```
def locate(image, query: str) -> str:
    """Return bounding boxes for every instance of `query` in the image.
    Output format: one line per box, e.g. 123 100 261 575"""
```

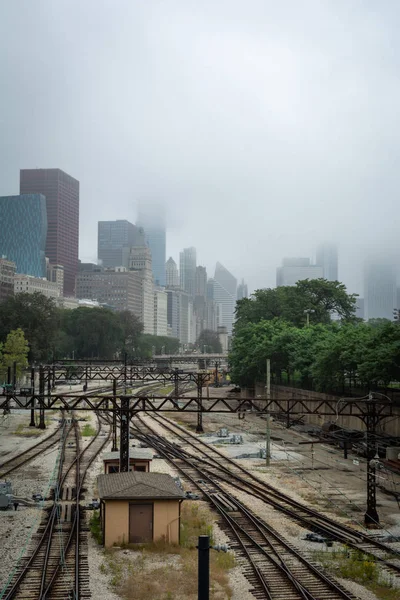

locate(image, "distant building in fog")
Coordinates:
355 297 364 320
237 279 248 300
276 258 323 287
137 202 166 286
98 220 145 268
179 247 197 297
166 257 179 287
364 263 396 321
316 243 338 281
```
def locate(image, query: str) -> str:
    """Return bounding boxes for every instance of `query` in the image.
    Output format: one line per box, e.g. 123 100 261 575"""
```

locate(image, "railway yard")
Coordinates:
1 382 400 600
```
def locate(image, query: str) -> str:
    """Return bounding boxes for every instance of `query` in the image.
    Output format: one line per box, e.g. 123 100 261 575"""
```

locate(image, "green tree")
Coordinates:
135 335 180 358
63 307 123 359
235 279 357 330
196 330 223 353
0 293 58 361
1 328 29 379
117 311 143 358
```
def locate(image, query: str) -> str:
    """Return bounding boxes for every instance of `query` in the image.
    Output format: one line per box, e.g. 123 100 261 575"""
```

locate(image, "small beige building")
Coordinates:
103 448 153 474
97 472 185 547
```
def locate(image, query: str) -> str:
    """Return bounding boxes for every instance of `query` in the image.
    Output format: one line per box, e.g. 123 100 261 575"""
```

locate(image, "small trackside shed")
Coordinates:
102 448 153 473
97 471 185 547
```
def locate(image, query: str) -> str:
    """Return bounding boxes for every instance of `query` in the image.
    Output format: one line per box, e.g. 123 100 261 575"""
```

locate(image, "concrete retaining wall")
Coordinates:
242 383 400 437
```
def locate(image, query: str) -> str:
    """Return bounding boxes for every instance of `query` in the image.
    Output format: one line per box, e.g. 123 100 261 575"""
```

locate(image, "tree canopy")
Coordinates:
235 279 358 330
0 292 174 362
230 280 398 393
196 329 223 353
0 328 29 379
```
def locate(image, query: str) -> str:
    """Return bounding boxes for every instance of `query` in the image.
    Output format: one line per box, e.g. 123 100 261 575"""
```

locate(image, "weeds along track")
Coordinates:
133 413 400 580
1 413 111 600
148 413 400 564
133 414 357 600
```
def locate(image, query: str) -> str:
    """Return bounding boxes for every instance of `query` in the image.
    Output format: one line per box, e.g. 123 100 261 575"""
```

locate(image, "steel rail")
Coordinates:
133 415 356 600
146 412 400 568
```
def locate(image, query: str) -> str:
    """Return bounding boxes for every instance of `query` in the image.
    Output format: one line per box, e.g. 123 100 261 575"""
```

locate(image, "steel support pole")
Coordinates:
174 368 179 399
214 362 219 387
29 367 35 426
265 359 271 465
196 376 204 433
198 535 210 600
38 367 46 429
365 400 379 526
119 397 130 472
112 379 118 452
13 361 17 392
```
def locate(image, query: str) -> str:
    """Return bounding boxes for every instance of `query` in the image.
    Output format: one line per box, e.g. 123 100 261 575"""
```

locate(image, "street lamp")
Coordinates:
304 309 315 327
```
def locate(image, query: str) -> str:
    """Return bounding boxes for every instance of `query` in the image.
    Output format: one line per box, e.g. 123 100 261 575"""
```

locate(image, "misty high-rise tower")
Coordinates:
20 168 79 296
316 243 338 282
137 201 166 286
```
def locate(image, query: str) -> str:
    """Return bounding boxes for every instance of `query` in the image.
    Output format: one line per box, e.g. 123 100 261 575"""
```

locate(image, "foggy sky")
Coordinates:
1 1 399 295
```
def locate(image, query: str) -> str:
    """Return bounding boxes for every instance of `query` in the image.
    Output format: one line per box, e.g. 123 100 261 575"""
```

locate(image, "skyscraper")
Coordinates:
211 262 237 335
179 247 197 297
137 202 166 286
364 263 396 321
316 243 338 281
128 246 155 334
276 258 323 287
20 168 79 296
195 266 207 297
166 257 179 287
98 220 145 268
0 194 47 278
237 279 248 300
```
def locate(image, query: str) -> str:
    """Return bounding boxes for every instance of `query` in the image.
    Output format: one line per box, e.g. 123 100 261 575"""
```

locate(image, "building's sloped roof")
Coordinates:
102 448 153 461
97 472 185 500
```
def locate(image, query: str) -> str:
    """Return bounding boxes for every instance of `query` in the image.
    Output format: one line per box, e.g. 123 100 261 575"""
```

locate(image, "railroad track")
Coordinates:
0 428 62 479
1 413 111 600
133 412 400 577
132 414 357 600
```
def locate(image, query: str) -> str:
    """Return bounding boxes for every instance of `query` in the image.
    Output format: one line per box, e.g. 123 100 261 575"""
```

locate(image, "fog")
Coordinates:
1 1 399 294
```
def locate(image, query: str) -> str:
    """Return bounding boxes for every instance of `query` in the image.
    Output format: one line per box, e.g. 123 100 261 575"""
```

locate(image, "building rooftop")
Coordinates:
103 448 153 461
97 472 185 500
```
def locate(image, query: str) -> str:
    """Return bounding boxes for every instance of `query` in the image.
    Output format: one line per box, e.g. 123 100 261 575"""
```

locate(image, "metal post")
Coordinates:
196 375 204 433
119 396 130 472
266 414 271 467
12 361 17 392
38 366 46 429
124 352 127 394
112 379 118 452
343 439 348 460
198 535 210 600
174 368 179 399
29 367 35 426
214 362 219 387
365 398 379 526
7 366 11 389
266 359 271 465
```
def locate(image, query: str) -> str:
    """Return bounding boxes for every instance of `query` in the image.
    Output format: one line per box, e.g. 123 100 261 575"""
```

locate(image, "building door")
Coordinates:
129 503 153 543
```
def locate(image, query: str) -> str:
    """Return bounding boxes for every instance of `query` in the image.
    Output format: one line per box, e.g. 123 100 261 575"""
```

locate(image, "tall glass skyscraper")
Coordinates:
316 243 338 281
179 247 197 297
20 168 79 296
137 202 166 286
98 220 145 268
0 194 47 277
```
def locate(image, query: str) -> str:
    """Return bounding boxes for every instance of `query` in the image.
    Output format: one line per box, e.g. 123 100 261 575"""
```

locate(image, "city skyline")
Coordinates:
2 3 399 297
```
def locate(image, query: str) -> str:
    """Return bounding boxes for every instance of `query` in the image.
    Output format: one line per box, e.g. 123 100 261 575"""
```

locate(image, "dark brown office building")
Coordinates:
20 169 79 296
